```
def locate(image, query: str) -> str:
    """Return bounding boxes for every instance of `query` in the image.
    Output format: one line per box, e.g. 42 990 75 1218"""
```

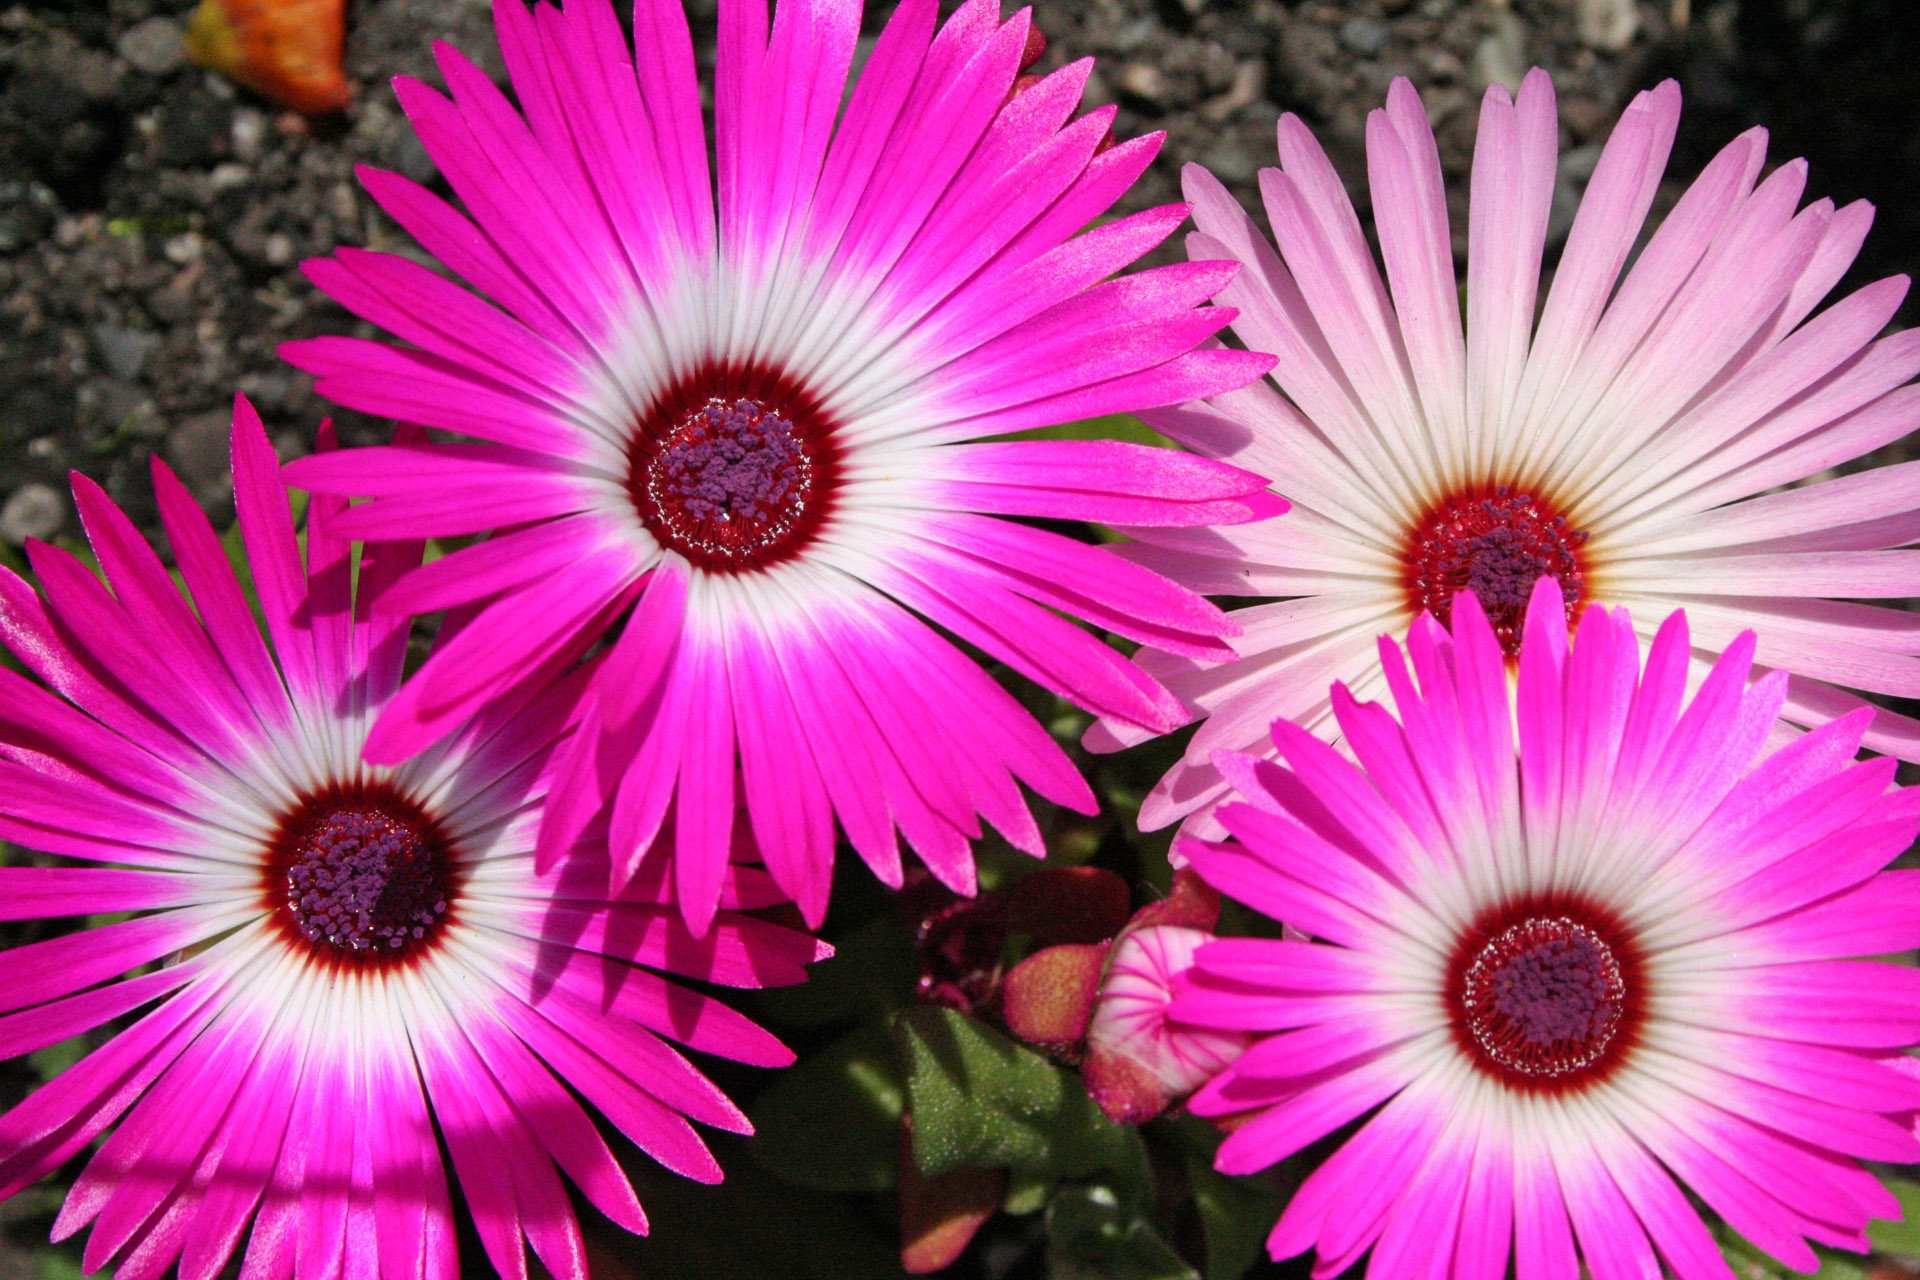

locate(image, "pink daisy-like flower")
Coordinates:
0 398 828 1280
1173 578 1920 1277
1104 69 1920 832
278 0 1281 931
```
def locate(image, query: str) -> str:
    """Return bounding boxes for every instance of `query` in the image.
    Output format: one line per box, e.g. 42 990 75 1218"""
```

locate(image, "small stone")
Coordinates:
1199 60 1264 123
117 17 188 77
1115 61 1171 105
1471 10 1528 95
164 231 203 264
1078 67 1114 110
385 128 437 186
1578 0 1639 51
1338 16 1389 56
1198 135 1262 186
1559 143 1603 185
56 41 120 102
90 324 161 380
1559 94 1610 140
209 161 250 191
77 379 161 439
237 369 294 412
166 408 234 496
153 85 231 167
1421 47 1465 81
264 231 295 266
1 483 66 544
229 107 268 161
0 180 57 255
324 181 358 223
1111 17 1159 53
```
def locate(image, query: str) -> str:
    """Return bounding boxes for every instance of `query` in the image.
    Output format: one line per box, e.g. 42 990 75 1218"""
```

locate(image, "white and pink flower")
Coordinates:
1175 580 1920 1276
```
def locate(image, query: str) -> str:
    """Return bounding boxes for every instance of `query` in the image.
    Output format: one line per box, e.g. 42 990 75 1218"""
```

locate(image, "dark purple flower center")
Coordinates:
1403 485 1589 656
267 785 455 964
1459 916 1625 1083
626 365 838 572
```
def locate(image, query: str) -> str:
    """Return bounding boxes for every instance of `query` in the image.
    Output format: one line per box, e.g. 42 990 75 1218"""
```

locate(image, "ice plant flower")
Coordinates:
1173 579 1920 1277
0 398 829 1280
1103 68 1920 832
278 0 1280 931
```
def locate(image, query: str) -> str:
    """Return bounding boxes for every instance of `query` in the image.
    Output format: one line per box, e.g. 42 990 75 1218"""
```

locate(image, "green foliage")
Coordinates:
624 1140 908 1280
35 1249 86 1280
28 1034 87 1083
749 908 916 1032
1712 1216 1875 1278
218 489 306 631
1172 1117 1285 1280
750 1025 905 1194
1008 413 1172 449
893 1006 1151 1198
1047 1184 1198 1280
1870 1176 1920 1257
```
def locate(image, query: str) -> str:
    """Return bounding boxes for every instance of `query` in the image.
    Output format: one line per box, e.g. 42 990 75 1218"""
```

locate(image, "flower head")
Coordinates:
1174 580 1920 1277
0 398 828 1280
1105 69 1920 832
279 0 1281 931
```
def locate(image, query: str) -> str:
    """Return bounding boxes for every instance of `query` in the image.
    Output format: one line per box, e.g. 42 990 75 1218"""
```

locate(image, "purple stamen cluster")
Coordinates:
1462 917 1625 1081
644 397 815 565
662 400 804 522
283 807 448 957
1404 485 1589 655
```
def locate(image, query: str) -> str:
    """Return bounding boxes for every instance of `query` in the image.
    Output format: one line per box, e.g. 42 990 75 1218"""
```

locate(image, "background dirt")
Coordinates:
3 0 1918 554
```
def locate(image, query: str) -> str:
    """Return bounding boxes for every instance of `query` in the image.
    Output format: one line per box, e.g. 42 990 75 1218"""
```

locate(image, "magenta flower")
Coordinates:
278 0 1280 931
1103 69 1920 833
1173 579 1920 1277
0 399 828 1280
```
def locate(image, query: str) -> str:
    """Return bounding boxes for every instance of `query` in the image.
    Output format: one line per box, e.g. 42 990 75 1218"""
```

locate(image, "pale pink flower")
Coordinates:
1102 70 1920 833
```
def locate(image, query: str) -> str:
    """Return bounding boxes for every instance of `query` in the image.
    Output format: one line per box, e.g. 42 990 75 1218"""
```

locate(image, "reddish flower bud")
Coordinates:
1083 925 1249 1125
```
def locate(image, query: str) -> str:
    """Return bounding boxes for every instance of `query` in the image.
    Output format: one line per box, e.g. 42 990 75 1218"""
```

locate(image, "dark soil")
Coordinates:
4 0 1918 555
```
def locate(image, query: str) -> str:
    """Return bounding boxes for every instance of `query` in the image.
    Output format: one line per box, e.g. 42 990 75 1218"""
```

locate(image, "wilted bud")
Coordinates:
1082 924 1250 1126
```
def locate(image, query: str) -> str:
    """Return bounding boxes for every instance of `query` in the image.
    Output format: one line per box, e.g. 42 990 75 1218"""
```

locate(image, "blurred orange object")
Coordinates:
185 0 350 115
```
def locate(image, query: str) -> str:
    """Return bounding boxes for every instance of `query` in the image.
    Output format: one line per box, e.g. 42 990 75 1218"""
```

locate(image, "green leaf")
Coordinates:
751 1024 904 1193
1047 1184 1199 1280
893 1006 1152 1201
36 1250 87 1280
1004 1167 1053 1215
751 912 916 1030
1712 1215 1872 1278
219 495 305 632
29 1034 87 1082
624 1137 908 1280
1006 412 1172 448
1172 1118 1284 1280
1871 1176 1920 1257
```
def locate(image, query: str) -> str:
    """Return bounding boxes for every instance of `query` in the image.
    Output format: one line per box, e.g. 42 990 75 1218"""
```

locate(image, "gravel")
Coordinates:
4 0 1917 556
